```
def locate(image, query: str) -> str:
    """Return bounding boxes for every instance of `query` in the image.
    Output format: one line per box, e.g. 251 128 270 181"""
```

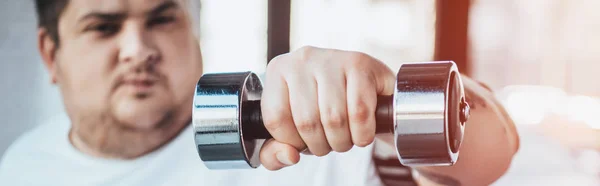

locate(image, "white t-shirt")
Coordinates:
0 113 384 186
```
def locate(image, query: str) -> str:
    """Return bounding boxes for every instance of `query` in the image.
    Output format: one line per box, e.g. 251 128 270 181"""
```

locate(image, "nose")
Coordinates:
118 25 160 66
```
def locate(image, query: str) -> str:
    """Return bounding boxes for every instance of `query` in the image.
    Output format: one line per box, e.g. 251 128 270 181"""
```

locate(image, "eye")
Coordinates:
148 16 175 27
86 23 120 37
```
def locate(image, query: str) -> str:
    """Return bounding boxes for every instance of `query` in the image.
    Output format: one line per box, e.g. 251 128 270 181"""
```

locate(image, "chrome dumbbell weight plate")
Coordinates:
393 61 469 166
192 72 265 169
193 61 469 169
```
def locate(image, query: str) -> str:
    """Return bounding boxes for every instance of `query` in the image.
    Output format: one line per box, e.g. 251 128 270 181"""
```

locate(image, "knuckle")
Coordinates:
295 119 319 133
349 102 372 125
351 51 369 60
298 45 316 54
262 112 287 132
296 45 317 62
322 110 347 130
331 142 353 153
263 120 283 133
312 149 331 157
266 56 284 72
354 134 375 147
267 53 297 75
347 52 370 68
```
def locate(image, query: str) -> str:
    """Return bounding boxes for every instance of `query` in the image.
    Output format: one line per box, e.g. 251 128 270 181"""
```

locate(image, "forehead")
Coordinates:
65 0 187 17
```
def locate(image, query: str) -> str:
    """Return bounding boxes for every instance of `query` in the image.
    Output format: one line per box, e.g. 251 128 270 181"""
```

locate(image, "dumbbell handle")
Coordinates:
241 95 395 140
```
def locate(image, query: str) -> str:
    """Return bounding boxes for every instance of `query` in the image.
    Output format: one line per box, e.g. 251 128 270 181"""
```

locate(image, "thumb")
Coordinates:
259 139 300 171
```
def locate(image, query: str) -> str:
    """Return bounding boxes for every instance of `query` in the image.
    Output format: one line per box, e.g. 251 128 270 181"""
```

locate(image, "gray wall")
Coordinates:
0 0 65 157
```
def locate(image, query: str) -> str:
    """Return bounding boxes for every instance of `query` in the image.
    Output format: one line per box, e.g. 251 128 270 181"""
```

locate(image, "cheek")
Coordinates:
58 42 116 107
156 32 202 102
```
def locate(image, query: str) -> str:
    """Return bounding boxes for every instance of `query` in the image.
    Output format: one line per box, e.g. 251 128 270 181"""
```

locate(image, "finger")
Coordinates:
286 70 331 156
372 59 397 96
315 67 353 152
345 68 378 147
262 58 305 150
259 139 300 171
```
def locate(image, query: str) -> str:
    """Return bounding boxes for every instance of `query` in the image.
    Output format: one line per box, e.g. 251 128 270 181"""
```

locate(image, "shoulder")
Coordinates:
2 113 71 157
460 74 520 152
0 114 71 184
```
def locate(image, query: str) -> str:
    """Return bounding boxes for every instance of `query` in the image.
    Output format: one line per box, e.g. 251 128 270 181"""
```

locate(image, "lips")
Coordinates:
125 79 156 87
112 67 162 94
116 73 161 93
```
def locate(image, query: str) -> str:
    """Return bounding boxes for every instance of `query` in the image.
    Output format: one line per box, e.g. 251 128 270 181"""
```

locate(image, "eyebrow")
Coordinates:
147 1 178 17
77 1 179 23
77 12 126 23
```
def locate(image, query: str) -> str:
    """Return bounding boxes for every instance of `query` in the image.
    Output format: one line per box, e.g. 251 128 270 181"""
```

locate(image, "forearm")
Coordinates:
374 75 520 186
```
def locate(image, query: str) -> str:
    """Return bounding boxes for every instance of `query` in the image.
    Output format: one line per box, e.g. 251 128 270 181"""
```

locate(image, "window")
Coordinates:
199 0 268 74
471 0 600 128
471 0 600 96
290 0 436 71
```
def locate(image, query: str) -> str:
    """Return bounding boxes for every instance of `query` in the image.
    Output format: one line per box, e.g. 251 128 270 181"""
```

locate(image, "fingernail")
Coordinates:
276 151 294 166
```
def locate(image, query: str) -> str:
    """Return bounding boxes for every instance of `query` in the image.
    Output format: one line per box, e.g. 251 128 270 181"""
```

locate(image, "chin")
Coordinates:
113 95 173 130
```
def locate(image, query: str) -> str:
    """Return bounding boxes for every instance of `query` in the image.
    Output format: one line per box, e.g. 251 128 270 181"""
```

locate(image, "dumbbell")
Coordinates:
192 61 470 170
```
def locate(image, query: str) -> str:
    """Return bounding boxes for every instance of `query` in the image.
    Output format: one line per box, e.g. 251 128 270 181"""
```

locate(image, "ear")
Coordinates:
38 28 59 84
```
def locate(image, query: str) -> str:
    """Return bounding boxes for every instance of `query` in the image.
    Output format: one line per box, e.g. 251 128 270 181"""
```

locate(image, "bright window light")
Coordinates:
565 95 600 129
497 85 567 126
199 0 268 74
290 0 436 71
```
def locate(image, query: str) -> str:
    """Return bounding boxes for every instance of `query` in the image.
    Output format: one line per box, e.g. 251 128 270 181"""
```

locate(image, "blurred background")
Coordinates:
1 0 600 185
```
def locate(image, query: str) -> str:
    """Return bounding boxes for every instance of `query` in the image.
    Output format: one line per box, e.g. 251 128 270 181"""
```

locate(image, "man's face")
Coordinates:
48 0 202 158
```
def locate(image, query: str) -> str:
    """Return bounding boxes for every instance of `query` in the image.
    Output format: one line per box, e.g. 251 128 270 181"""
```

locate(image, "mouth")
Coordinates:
127 79 155 88
118 77 159 95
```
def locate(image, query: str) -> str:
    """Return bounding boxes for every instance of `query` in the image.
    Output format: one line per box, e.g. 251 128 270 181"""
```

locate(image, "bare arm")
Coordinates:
373 75 520 186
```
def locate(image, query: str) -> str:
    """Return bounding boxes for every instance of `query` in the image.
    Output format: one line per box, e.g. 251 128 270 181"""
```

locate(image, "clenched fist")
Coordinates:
258 46 397 170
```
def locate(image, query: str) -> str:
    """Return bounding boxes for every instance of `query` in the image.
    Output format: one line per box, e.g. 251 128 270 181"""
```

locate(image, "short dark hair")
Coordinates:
34 0 69 47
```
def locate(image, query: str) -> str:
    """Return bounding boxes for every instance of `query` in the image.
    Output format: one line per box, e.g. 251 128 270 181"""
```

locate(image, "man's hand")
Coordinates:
258 46 396 170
